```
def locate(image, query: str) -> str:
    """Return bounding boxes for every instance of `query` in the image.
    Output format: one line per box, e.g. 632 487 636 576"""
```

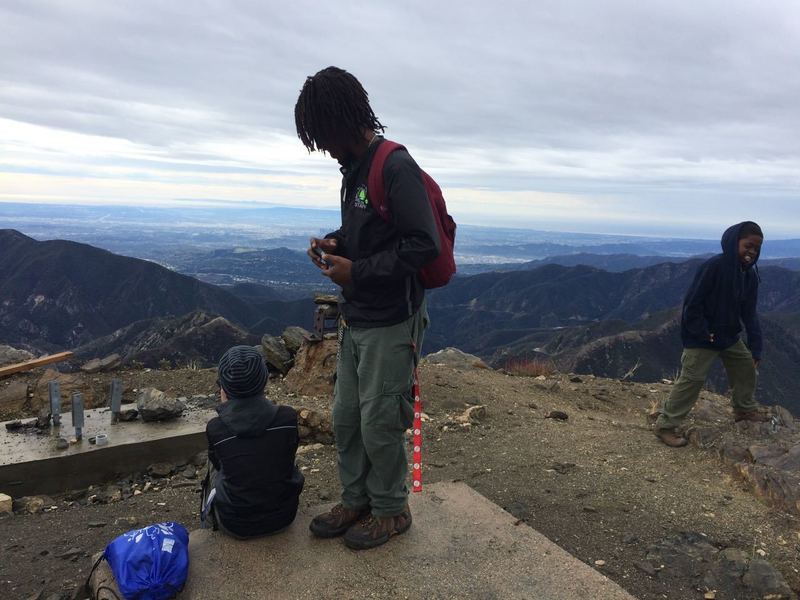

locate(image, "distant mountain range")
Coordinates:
458 253 800 275
0 230 312 352
457 238 800 263
2 228 797 412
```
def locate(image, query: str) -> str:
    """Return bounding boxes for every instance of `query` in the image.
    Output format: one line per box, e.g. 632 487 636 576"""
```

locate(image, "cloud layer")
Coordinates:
1 0 799 236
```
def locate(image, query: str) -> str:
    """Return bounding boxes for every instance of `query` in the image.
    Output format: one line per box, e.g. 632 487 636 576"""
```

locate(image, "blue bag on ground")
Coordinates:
104 522 190 599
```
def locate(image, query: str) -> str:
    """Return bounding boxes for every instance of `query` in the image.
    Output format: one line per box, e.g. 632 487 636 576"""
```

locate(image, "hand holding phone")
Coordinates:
308 237 336 268
312 245 329 266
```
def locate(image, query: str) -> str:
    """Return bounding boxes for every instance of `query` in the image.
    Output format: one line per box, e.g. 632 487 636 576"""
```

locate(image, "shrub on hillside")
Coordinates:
504 358 556 377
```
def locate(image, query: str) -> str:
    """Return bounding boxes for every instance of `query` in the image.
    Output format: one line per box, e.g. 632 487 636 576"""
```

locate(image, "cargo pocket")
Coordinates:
680 349 707 382
380 379 415 431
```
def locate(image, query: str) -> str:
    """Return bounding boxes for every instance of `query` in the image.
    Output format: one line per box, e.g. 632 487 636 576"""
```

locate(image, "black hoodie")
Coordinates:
680 222 762 359
206 395 304 537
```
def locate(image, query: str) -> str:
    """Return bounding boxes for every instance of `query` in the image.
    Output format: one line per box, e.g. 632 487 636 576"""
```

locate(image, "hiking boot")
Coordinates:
656 428 688 448
309 503 370 538
734 409 770 423
343 507 412 550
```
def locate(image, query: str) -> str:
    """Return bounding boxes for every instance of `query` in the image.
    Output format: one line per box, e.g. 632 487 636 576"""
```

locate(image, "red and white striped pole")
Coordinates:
411 368 423 493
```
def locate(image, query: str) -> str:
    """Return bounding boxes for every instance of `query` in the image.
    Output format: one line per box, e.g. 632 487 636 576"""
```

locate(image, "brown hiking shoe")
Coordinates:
343 507 412 550
656 428 688 448
734 409 770 423
309 503 370 538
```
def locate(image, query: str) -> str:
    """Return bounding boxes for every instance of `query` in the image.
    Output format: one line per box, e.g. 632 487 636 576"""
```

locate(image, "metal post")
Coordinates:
110 379 122 424
49 381 61 426
71 392 85 441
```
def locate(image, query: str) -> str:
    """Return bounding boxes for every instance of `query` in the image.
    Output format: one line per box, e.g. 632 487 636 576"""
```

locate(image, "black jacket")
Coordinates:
680 222 762 359
326 137 440 327
206 395 304 537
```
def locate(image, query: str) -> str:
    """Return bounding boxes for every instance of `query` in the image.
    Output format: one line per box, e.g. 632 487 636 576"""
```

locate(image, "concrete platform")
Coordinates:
90 482 637 600
0 404 215 495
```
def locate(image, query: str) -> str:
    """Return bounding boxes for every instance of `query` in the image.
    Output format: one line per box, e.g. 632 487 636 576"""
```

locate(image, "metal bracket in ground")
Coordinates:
49 380 62 426
109 379 122 424
71 392 85 441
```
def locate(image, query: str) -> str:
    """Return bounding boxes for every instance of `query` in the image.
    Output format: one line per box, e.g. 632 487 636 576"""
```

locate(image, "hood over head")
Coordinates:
720 221 762 270
217 393 278 437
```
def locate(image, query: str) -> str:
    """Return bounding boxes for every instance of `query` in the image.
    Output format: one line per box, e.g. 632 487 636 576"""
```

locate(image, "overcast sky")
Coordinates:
1 0 798 237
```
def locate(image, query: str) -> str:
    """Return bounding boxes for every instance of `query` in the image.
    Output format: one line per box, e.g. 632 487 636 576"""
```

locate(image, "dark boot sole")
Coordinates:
655 432 688 447
309 520 354 538
343 518 412 550
309 507 371 538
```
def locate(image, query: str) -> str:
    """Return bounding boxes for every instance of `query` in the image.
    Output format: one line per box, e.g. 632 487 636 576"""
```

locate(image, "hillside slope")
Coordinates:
0 230 264 349
2 362 798 600
426 261 800 408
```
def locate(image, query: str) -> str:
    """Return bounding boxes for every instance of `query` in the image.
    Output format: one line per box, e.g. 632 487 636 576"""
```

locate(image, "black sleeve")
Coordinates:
683 260 717 340
324 228 346 249
351 150 441 285
205 424 221 471
741 277 763 359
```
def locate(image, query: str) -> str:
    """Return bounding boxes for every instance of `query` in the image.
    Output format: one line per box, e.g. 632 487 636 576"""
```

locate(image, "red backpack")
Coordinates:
367 140 457 289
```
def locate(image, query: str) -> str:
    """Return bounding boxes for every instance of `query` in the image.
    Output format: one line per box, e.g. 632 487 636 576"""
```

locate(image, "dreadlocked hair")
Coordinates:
294 66 385 152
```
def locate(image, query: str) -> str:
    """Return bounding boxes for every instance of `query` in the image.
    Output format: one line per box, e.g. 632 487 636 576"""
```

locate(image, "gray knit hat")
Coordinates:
217 346 268 399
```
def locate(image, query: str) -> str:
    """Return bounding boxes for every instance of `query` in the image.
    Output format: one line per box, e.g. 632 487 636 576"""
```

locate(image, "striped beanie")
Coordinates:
217 345 268 399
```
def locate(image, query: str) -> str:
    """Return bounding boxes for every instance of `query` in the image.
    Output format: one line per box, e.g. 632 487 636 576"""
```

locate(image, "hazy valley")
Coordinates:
1 204 799 413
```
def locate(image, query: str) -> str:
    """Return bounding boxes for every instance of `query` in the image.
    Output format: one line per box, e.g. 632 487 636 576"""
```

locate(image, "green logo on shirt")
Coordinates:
354 185 369 209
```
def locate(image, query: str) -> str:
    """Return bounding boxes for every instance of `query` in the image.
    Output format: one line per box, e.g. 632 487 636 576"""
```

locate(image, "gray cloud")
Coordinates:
1 0 798 235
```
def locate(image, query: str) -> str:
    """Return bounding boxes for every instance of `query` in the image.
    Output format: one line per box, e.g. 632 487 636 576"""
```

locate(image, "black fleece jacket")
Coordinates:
326 137 440 327
206 395 304 537
680 222 763 359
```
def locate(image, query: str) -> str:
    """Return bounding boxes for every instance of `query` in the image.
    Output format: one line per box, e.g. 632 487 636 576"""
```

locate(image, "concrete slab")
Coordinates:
90 482 637 600
0 404 215 495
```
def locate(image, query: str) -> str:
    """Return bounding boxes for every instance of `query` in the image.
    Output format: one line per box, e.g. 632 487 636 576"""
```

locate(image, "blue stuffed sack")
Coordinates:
103 522 190 600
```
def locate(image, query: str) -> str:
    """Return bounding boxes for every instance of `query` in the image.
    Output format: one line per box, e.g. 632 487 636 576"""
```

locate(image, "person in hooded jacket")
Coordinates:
655 221 769 447
202 345 304 537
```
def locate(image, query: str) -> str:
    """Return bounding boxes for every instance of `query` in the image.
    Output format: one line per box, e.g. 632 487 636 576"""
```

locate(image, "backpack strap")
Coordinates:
86 553 124 600
367 139 406 223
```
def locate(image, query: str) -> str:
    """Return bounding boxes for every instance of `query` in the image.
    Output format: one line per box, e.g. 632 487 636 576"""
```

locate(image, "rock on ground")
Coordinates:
12 495 56 515
33 369 92 412
0 380 29 416
424 347 489 370
297 408 333 444
645 532 795 600
0 345 34 367
283 339 337 397
281 326 312 355
136 388 184 422
686 404 800 517
80 354 121 374
261 334 292 375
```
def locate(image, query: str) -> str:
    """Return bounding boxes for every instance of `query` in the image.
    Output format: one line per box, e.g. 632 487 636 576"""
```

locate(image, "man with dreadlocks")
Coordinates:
295 66 440 550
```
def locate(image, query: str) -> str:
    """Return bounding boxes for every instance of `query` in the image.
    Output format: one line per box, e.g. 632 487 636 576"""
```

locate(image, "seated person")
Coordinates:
201 345 304 538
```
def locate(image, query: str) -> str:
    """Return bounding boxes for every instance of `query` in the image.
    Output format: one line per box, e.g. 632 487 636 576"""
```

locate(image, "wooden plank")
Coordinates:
0 352 74 378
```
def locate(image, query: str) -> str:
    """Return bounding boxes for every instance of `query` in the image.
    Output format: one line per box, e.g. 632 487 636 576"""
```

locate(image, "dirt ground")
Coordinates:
1 363 799 600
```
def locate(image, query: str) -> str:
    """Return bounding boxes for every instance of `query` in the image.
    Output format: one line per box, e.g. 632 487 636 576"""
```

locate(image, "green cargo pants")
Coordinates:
655 339 759 430
333 304 428 517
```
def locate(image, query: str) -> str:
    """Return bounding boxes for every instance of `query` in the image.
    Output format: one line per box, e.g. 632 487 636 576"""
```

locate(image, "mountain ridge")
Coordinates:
0 229 259 348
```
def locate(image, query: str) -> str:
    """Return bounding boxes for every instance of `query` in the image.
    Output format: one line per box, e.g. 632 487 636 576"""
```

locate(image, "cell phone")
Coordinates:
312 246 329 266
